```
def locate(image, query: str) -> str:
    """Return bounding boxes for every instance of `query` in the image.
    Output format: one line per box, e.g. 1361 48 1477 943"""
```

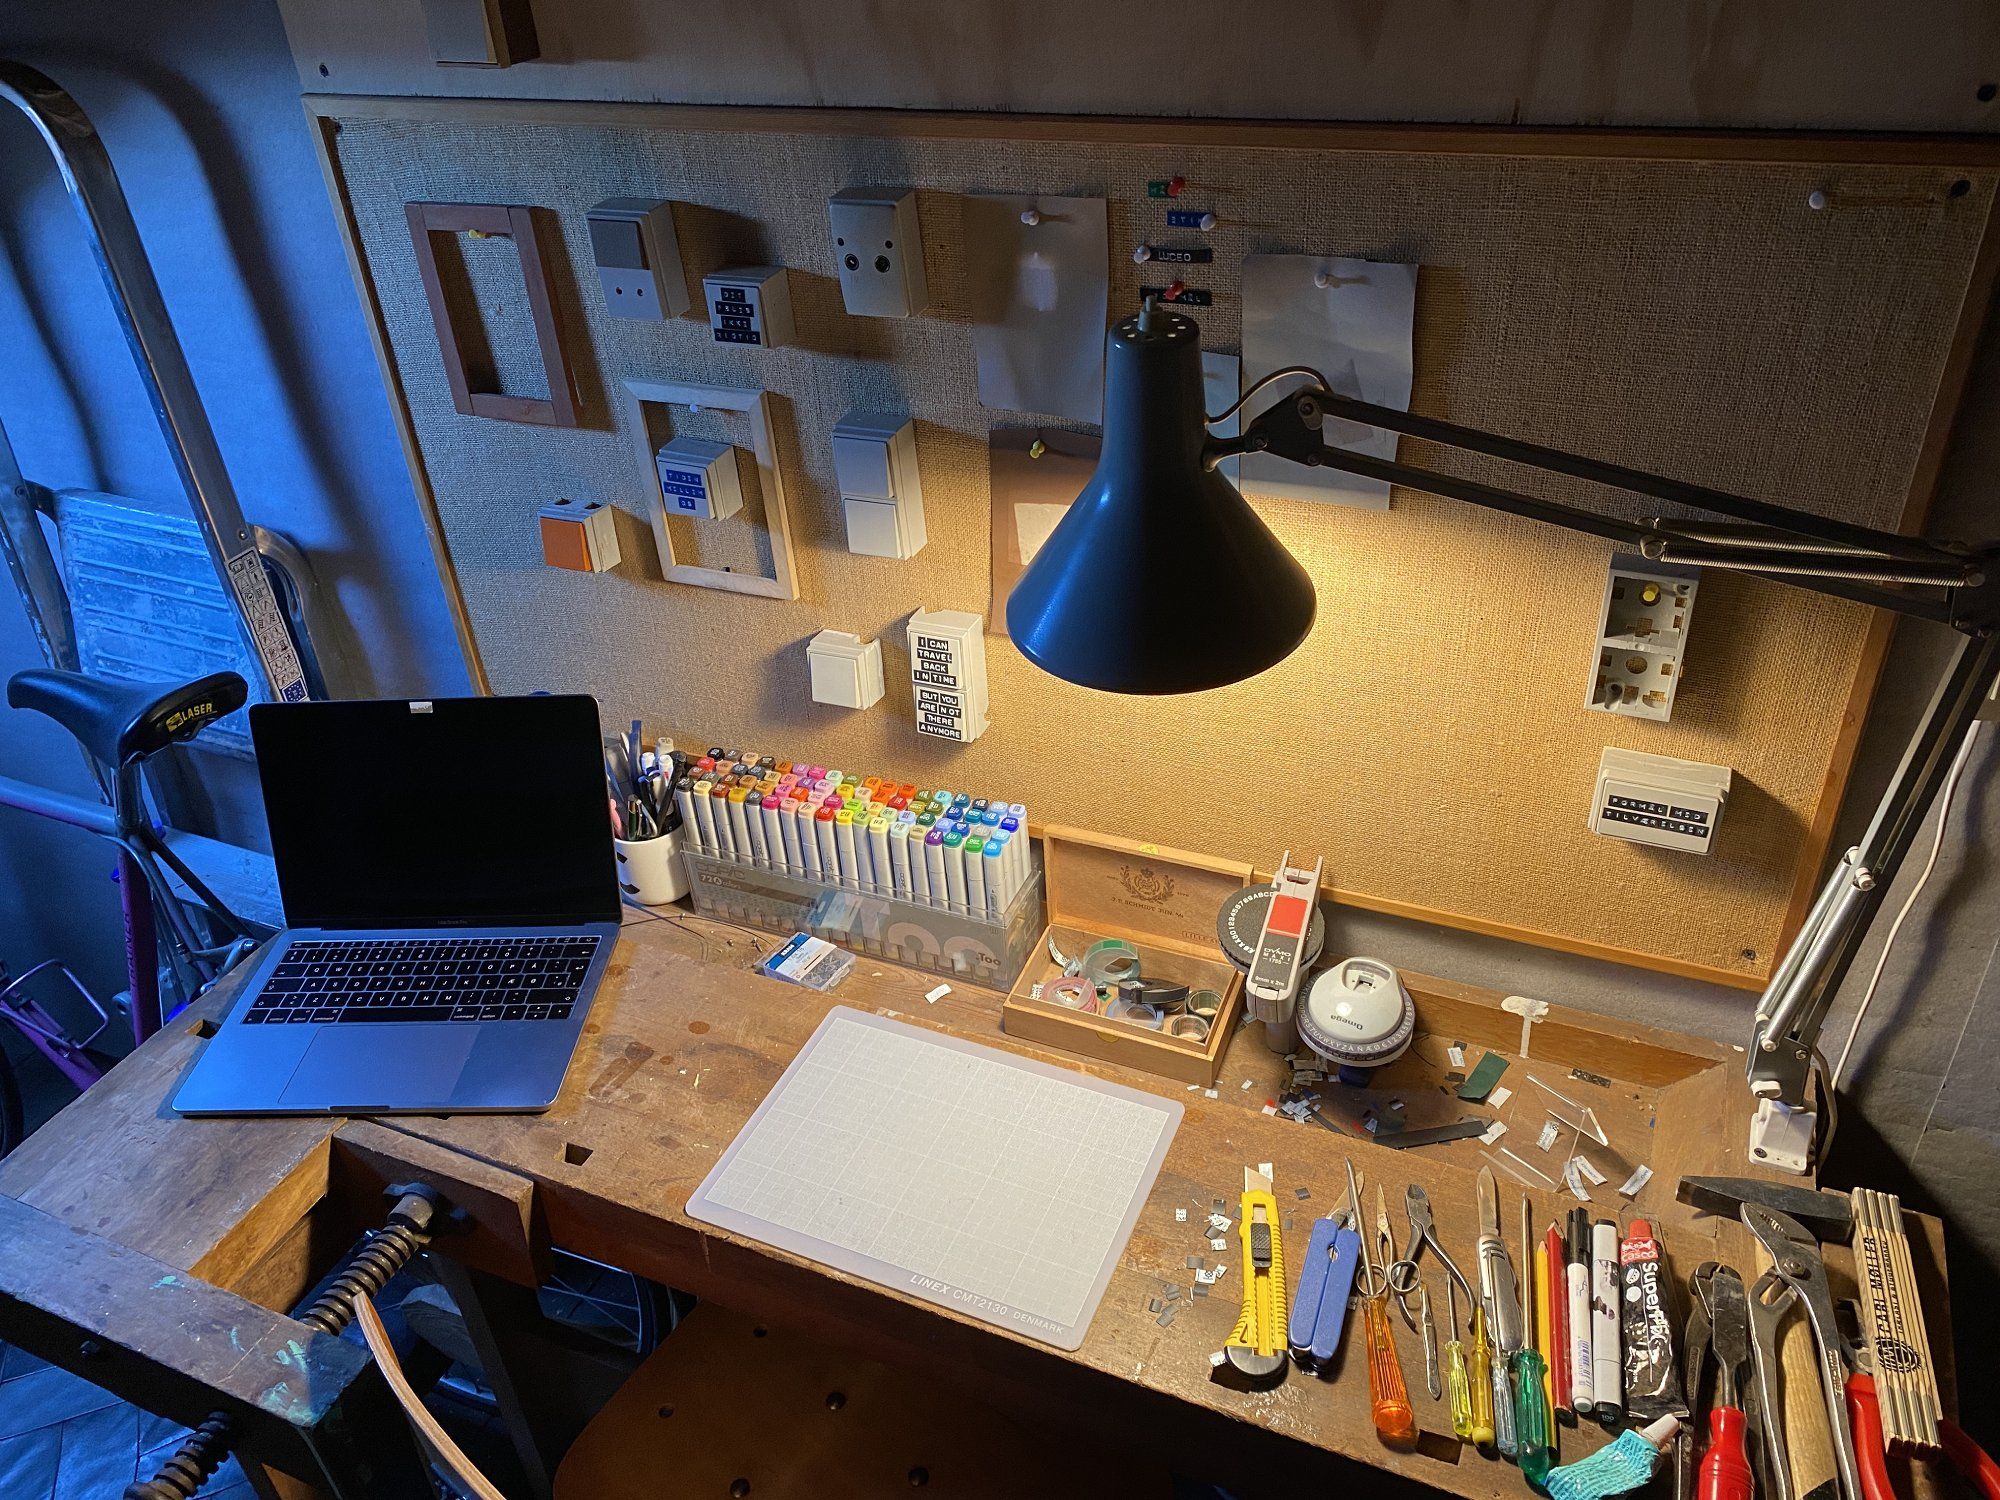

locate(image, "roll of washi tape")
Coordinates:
1080 939 1142 987
1166 1013 1210 1044
1187 988 1222 1020
1129 978 1190 1014
1046 975 1099 1013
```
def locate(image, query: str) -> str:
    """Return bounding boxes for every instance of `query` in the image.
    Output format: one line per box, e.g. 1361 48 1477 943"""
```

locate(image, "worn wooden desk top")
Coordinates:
0 907 1956 1497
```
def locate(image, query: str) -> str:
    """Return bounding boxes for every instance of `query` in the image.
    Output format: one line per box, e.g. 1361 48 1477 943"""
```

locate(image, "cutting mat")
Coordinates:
687 1007 1181 1350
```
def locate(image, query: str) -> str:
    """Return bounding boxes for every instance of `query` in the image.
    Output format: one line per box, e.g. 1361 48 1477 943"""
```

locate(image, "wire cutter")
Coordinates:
1388 1183 1475 1332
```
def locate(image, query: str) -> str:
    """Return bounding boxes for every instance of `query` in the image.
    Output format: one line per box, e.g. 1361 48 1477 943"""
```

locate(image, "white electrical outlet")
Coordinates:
585 199 690 320
828 188 927 318
1587 558 1699 721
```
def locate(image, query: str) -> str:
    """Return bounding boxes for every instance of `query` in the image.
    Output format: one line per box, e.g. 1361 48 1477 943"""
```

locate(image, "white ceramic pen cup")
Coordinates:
614 827 689 906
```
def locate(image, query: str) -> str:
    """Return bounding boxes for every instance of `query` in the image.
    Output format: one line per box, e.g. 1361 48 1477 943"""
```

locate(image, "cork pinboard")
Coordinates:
309 95 2000 989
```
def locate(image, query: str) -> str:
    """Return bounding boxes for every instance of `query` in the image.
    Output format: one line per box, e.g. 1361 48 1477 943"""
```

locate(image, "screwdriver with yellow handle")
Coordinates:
1444 1273 1477 1442
1466 1301 1497 1446
1353 1162 1417 1448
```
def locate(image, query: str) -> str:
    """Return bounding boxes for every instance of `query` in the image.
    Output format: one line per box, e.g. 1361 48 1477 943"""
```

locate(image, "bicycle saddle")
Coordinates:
7 669 249 767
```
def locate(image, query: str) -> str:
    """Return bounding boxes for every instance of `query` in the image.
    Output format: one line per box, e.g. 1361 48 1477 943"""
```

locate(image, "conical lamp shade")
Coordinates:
1005 309 1316 694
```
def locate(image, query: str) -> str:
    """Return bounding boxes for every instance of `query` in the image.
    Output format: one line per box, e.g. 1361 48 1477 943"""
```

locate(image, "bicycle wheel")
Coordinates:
0 1043 25 1159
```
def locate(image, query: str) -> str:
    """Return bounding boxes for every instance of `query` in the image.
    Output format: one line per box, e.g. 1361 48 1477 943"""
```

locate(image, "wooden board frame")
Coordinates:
622 377 799 600
313 97 2000 989
405 200 580 427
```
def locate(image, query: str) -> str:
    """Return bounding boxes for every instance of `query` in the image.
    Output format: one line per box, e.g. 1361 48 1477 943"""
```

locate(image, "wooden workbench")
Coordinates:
0 906 1957 1498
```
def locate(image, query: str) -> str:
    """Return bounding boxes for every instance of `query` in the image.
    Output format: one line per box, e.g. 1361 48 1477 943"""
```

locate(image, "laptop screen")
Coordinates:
250 695 620 929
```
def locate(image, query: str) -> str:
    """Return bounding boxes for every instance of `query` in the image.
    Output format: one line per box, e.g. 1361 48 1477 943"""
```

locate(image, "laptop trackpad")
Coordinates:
279 1026 479 1112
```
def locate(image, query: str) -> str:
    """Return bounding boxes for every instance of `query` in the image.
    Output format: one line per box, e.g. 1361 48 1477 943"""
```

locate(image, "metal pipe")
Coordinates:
0 773 118 836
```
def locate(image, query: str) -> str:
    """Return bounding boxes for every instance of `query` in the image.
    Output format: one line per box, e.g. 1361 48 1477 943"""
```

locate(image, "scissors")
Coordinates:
1387 1183 1475 1334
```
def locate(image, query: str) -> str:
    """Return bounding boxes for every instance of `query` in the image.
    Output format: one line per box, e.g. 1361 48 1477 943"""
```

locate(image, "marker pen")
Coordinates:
726 787 753 862
867 812 893 894
776 792 803 873
942 830 968 910
1567 1208 1594 1416
986 830 1015 908
708 783 735 858
758 755 776 772
1590 1219 1623 1424
684 778 710 853
834 807 860 888
982 839 1007 917
814 804 839 880
796 802 822 881
759 793 786 872
908 821 933 903
706 746 727 760
963 834 987 916
743 790 768 866
970 798 988 817
924 828 947 906
888 819 914 898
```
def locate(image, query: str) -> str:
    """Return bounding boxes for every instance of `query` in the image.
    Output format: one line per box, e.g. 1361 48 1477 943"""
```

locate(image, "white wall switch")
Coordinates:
807 630 886 710
585 198 690 320
907 608 988 742
828 187 928 318
832 411 925 559
703 266 795 348
1589 746 1730 855
537 497 621 573
1588 559 1699 721
654 437 744 521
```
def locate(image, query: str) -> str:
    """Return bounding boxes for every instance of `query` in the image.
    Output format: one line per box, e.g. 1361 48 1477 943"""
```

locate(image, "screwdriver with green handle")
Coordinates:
1514 1194 1554 1486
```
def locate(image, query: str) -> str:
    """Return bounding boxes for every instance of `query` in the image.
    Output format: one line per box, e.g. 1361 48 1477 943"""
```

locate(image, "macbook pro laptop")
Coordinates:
174 694 622 1116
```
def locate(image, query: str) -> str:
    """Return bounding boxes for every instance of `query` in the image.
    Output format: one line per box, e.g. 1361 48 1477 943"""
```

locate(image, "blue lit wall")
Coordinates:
0 0 469 1004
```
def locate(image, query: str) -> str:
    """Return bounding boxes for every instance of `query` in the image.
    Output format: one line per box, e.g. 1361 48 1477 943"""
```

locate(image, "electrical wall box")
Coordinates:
702 267 795 348
907 608 989 743
654 438 744 521
832 412 926 559
1588 559 1700 722
1589 747 1731 855
538 497 621 573
418 0 538 66
828 188 928 318
585 199 689 321
807 630 887 710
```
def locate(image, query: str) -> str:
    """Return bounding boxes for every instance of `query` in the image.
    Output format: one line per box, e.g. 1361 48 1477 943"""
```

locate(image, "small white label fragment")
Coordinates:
1619 1164 1654 1198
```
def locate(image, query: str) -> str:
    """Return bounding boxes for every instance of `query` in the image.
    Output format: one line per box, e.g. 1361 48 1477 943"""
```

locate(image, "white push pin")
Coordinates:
1808 189 1830 211
1020 207 1042 226
1194 211 1217 231
1132 244 1152 263
1313 267 1334 288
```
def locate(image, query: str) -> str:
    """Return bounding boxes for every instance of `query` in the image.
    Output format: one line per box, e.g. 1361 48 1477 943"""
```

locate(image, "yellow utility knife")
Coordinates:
1225 1166 1288 1384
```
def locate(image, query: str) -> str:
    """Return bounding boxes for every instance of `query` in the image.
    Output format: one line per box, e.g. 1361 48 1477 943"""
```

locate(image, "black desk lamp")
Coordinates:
1006 301 2000 1173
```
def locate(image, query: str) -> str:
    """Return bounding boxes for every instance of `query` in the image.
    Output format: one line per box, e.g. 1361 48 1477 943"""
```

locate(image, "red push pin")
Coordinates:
1164 279 1186 301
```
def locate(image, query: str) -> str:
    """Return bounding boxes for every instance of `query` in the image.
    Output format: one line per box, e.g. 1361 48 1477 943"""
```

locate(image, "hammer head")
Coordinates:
1675 1175 1853 1240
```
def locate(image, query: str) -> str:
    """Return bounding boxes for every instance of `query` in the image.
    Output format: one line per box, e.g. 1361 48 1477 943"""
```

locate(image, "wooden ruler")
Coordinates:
1851 1188 1942 1452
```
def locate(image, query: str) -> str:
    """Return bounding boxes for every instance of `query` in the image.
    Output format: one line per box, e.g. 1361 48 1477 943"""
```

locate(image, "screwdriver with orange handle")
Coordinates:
1350 1160 1416 1447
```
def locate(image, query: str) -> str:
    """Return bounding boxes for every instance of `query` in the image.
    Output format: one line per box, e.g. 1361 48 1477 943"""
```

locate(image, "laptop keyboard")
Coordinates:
239 935 603 1026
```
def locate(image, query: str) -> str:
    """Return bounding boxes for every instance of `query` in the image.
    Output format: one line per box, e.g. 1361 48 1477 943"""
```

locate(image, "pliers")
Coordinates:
1842 1306 2000 1500
1746 1204 2000 1500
